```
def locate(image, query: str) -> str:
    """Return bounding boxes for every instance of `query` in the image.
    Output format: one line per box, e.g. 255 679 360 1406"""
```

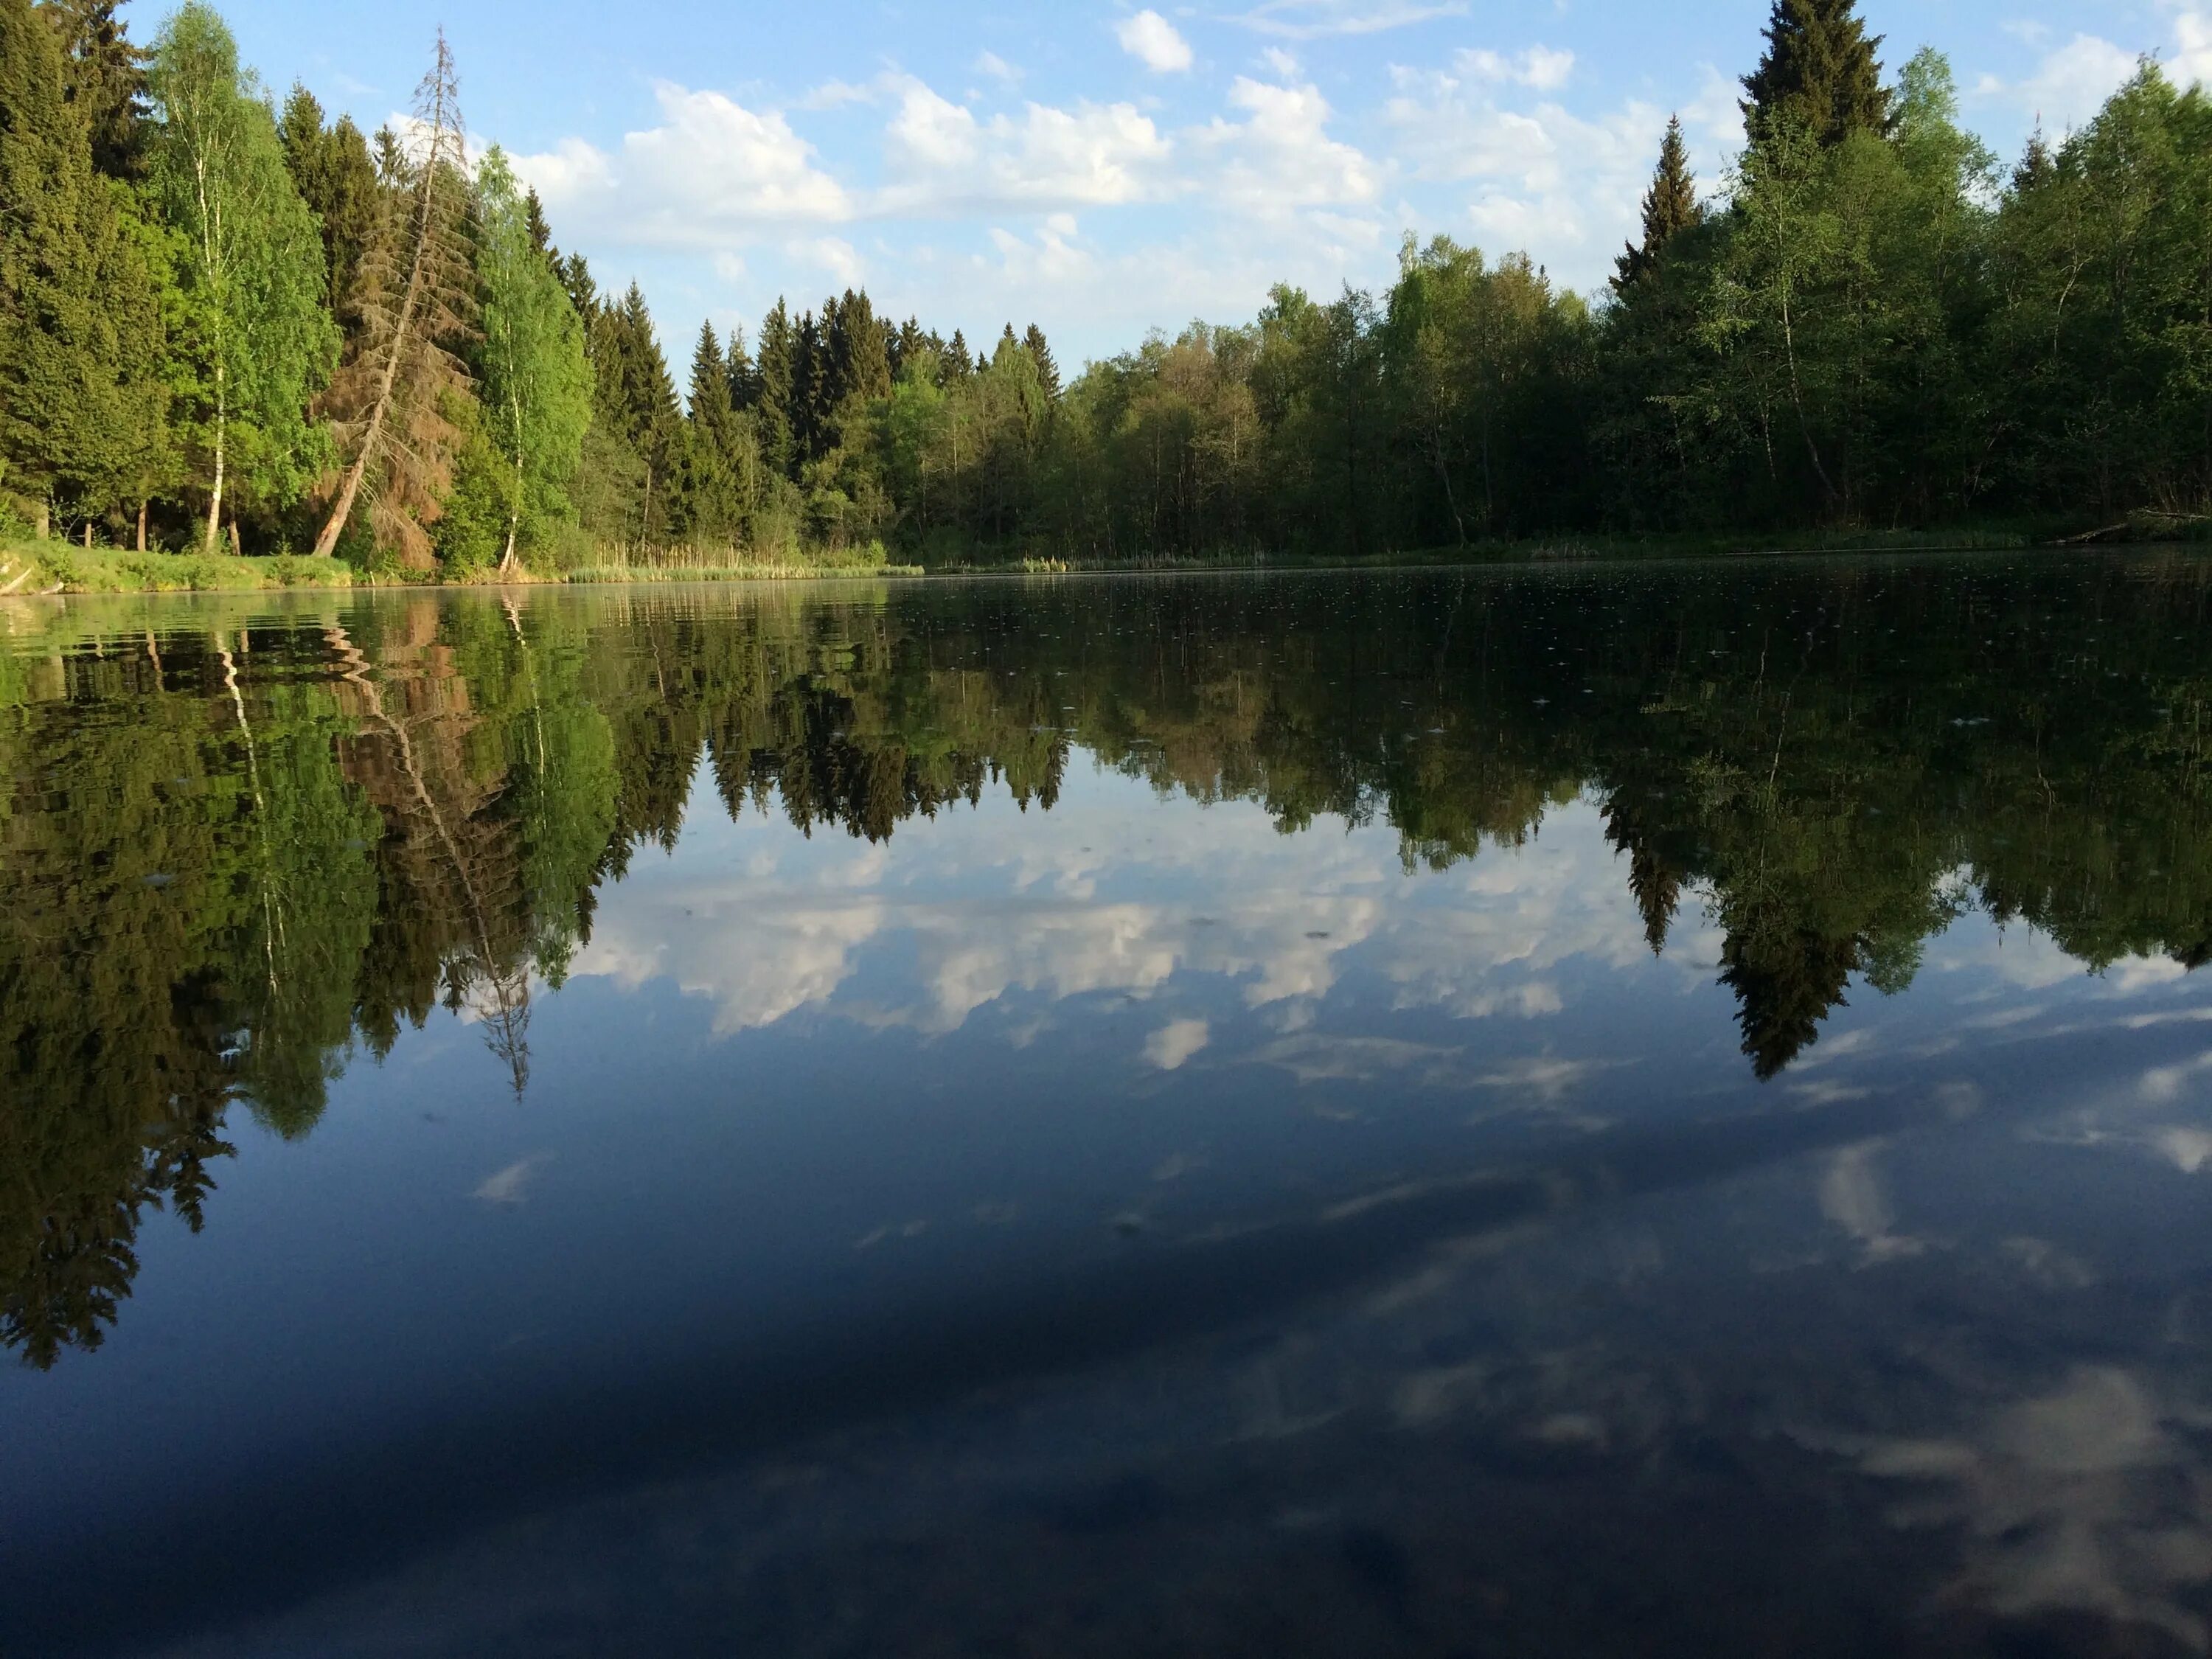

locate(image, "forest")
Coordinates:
4 557 2211 1366
2 0 2210 578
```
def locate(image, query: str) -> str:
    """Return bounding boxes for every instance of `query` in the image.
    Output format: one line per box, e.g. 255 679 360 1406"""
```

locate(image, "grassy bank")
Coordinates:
7 514 2203 597
1 540 358 595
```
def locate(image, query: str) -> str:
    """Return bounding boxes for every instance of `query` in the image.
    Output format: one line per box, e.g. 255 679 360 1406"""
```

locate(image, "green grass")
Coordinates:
563 558 924 583
4 512 2198 598
2 540 358 594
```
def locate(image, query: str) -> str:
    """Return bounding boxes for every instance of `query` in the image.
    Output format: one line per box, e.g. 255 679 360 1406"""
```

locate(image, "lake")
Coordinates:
5 556 2212 1658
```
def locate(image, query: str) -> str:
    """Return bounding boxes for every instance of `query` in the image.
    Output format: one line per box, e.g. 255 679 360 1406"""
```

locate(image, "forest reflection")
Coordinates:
3 557 2209 1370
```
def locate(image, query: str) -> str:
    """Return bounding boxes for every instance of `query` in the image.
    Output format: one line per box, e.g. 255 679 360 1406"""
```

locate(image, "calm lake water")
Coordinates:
6 557 2212 1657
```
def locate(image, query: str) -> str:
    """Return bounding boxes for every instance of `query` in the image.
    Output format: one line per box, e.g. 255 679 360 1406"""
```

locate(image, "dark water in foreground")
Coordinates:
4 557 2212 1657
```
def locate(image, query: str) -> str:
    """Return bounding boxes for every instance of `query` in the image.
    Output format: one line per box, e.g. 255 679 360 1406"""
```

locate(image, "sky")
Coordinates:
116 0 2212 368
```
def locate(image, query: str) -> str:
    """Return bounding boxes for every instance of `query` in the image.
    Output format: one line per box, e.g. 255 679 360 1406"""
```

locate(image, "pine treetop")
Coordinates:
1613 114 1703 292
1742 0 1891 146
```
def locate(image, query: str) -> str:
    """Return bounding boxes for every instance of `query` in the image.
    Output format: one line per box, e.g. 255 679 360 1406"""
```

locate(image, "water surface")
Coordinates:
6 558 2212 1657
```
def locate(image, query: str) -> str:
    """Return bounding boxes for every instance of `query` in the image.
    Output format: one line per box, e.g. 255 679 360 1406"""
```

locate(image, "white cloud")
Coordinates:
514 83 851 248
473 1155 552 1206
1455 46 1576 91
1197 77 1382 210
1237 0 1469 40
2177 9 2212 86
1145 1019 1211 1070
974 51 1023 86
1974 33 2140 134
880 80 1174 213
1117 10 1194 74
1382 65 1674 291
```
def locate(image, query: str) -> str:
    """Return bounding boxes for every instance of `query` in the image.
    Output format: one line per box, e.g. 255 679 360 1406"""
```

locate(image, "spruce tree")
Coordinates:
793 308 827 464
942 328 974 383
1742 0 1890 146
0 0 163 534
1613 115 1704 291
522 188 551 258
676 320 743 544
755 299 795 476
1023 323 1060 399
312 32 473 563
839 290 890 403
278 85 379 338
38 0 145 179
597 283 680 540
892 317 926 380
724 324 757 411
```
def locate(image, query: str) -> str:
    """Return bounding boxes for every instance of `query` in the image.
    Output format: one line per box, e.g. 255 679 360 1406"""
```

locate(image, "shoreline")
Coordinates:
4 527 2204 599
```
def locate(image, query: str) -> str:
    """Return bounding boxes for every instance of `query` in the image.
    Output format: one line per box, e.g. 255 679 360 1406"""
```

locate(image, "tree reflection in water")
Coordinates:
2 554 2208 1366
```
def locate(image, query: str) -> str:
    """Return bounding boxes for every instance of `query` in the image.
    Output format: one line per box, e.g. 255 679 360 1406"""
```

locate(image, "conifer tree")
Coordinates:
943 328 974 383
0 0 163 536
1742 0 1890 146
277 85 379 338
793 307 827 464
312 32 473 563
892 317 926 380
38 0 145 179
149 3 339 552
557 251 596 323
522 189 552 259
755 299 795 476
591 283 679 542
1023 323 1061 399
474 145 591 572
724 325 757 411
838 290 891 403
676 320 745 544
1614 116 1704 291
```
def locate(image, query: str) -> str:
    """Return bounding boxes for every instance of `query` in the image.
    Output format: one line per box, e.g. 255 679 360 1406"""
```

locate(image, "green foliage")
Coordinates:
147 2 338 543
0 0 164 528
472 145 591 568
1743 0 1891 147
276 83 378 337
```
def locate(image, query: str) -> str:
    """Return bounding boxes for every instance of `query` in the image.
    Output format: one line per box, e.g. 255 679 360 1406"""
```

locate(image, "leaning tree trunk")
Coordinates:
311 35 463 560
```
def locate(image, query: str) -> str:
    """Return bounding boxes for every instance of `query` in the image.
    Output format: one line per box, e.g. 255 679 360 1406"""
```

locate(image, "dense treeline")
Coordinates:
1 0 2209 574
5 557 2212 1364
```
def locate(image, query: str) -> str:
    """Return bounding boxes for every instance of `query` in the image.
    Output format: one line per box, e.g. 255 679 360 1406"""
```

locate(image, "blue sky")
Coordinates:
120 1 2208 366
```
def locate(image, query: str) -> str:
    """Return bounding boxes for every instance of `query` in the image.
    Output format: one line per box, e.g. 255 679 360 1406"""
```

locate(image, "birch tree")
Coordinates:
146 2 335 553
473 146 590 573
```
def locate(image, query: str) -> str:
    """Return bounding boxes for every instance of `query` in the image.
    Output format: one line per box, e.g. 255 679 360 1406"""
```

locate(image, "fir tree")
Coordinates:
277 85 379 338
312 32 473 563
557 251 596 323
0 0 164 535
1023 323 1061 400
675 319 745 544
38 0 145 179
942 327 974 384
592 282 679 542
792 307 828 464
838 289 891 403
1614 116 1704 291
724 324 757 411
892 317 926 381
522 188 551 258
1742 0 1890 146
755 299 796 476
